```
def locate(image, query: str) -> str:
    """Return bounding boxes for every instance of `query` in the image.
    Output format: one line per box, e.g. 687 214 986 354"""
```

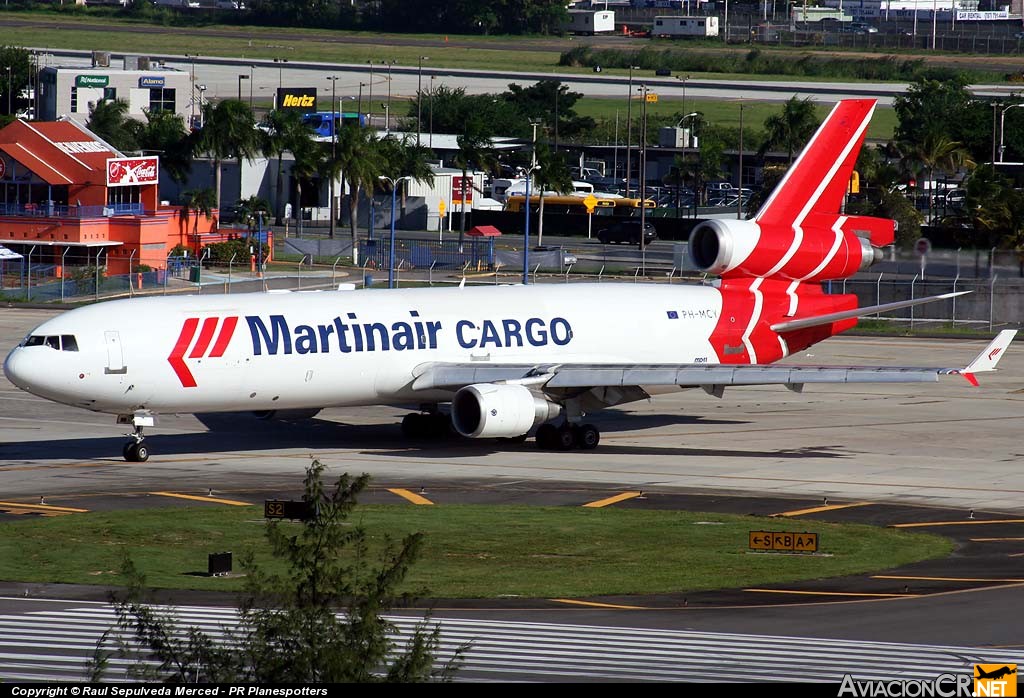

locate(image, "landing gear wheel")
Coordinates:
402 412 454 440
575 424 600 450
401 413 427 439
536 423 557 450
555 425 577 451
123 442 149 463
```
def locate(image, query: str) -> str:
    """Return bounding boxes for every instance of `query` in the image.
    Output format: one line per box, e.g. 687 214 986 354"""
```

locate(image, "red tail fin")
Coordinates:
755 99 875 227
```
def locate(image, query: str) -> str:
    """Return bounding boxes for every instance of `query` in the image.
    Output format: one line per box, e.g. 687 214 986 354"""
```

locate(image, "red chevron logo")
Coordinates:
168 316 238 388
989 347 1003 361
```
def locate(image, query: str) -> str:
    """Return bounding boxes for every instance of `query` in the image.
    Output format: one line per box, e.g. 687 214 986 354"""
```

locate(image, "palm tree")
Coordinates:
261 110 311 226
190 99 260 219
759 96 821 163
902 133 975 225
377 135 435 218
532 142 573 246
137 109 191 184
454 121 496 248
289 138 321 238
86 99 140 153
181 188 216 236
333 124 382 247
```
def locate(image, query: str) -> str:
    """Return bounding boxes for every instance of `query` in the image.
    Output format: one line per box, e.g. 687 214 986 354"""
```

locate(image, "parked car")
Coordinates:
597 220 657 245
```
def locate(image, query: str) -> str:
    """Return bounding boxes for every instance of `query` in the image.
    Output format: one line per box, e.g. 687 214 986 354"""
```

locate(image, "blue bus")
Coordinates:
301 111 367 138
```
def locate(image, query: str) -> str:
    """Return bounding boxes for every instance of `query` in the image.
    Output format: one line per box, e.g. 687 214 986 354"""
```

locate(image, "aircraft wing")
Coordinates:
412 330 1017 393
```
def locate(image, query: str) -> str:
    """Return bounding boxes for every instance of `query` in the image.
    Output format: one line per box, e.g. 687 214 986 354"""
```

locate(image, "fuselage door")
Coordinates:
104 330 127 374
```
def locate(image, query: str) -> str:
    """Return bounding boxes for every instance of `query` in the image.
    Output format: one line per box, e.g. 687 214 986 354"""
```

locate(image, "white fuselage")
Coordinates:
4 284 725 415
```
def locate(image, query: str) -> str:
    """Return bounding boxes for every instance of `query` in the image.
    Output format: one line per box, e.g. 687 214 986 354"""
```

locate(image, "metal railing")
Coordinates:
0 202 145 218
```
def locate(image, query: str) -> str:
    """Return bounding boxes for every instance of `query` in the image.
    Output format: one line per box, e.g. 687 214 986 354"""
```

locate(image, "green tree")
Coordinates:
0 46 32 117
503 80 596 143
190 99 260 217
289 138 322 238
893 75 973 147
94 461 462 683
334 124 383 247
137 109 192 184
532 142 573 246
262 109 313 226
454 119 497 247
377 135 436 218
758 96 820 163
180 188 216 237
409 84 525 138
901 133 974 225
86 99 140 153
234 195 272 233
847 189 923 249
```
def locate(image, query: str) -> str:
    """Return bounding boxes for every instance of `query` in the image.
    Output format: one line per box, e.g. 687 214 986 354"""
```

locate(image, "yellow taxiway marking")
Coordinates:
387 489 434 505
0 501 88 513
773 501 873 517
582 491 644 508
745 589 919 598
971 537 1024 542
872 575 1024 583
550 599 649 610
892 519 1024 528
149 492 251 507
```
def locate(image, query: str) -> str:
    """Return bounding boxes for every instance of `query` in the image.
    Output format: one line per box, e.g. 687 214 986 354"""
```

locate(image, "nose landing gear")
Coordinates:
117 412 154 462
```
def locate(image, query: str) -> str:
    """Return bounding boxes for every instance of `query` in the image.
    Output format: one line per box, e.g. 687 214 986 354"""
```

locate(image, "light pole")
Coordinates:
416 55 428 147
383 59 395 133
999 103 1024 163
366 61 374 128
429 75 437 148
237 73 248 102
676 112 699 214
327 75 338 239
358 82 365 123
523 164 541 285
625 65 639 197
737 102 745 220
5 65 11 116
274 57 287 90
197 85 206 127
637 85 649 255
681 112 701 217
249 65 254 110
676 74 689 119
379 175 412 289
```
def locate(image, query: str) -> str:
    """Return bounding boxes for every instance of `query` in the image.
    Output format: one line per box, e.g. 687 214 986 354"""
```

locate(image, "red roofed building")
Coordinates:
0 119 214 277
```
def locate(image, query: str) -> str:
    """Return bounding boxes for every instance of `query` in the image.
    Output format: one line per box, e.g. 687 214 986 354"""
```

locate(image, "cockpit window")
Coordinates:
21 334 79 351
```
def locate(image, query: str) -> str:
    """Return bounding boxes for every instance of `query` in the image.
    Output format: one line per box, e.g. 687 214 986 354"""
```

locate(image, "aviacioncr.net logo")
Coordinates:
975 665 1017 697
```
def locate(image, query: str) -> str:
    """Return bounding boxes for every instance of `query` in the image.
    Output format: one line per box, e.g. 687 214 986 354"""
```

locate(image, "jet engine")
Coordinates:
451 383 562 439
688 216 889 282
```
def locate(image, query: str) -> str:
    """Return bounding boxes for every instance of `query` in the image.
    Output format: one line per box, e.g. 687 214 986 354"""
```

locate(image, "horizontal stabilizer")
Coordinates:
770 291 970 334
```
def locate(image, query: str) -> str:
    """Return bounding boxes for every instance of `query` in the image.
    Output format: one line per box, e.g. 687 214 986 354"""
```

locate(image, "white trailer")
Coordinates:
652 15 719 37
564 10 616 34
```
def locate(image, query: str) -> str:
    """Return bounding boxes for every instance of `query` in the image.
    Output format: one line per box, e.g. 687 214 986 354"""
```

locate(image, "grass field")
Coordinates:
0 504 951 597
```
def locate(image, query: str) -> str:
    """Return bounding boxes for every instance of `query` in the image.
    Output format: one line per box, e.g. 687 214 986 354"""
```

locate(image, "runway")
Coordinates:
3 303 1024 682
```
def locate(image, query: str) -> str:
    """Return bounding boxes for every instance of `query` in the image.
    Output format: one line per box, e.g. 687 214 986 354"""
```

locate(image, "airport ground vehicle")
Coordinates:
597 220 657 244
504 195 615 216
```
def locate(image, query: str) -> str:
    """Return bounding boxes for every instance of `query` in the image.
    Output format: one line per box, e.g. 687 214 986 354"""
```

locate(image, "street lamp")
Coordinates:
416 55 428 147
5 66 11 116
637 84 650 255
999 103 1024 163
327 75 339 239
429 75 437 148
523 164 541 285
625 65 639 197
366 61 374 128
273 57 287 90
675 74 690 118
358 81 366 123
379 175 413 289
197 85 206 128
237 73 248 102
382 59 395 133
248 65 254 110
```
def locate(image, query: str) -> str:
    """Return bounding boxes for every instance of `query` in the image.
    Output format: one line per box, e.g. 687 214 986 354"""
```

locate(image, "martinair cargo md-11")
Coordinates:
3 99 1016 462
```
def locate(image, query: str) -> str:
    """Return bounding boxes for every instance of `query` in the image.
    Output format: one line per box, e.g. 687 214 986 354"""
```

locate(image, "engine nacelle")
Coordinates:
688 215 888 282
451 383 561 439
252 408 323 421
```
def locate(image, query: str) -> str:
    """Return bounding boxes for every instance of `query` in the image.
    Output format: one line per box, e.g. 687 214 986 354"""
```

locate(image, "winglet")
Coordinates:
958 329 1017 385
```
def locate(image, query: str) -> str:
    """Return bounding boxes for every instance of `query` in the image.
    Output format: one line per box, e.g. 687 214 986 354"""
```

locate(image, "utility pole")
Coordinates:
639 84 649 260
327 75 338 239
416 56 428 147
625 65 638 197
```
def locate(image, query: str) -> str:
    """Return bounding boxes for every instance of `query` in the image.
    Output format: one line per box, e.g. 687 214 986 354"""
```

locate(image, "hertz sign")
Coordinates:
277 88 317 113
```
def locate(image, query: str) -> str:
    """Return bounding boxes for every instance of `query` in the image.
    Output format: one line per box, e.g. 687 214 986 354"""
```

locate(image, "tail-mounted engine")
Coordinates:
688 213 893 282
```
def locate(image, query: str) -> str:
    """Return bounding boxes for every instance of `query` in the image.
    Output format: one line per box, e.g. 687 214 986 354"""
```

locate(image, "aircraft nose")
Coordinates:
3 347 33 391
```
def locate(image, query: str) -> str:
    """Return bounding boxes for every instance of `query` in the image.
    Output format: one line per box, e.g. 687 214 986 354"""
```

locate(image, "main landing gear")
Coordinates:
117 413 154 462
535 422 600 451
401 410 454 440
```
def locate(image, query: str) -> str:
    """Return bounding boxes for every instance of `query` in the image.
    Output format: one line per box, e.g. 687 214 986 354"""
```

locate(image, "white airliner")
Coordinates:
3 99 1016 461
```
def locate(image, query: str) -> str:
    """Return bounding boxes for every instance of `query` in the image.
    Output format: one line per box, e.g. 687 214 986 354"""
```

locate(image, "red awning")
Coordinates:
467 225 502 237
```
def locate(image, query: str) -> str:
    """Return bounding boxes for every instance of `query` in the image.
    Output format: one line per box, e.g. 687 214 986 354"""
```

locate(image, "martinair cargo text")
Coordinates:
3 99 1015 461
